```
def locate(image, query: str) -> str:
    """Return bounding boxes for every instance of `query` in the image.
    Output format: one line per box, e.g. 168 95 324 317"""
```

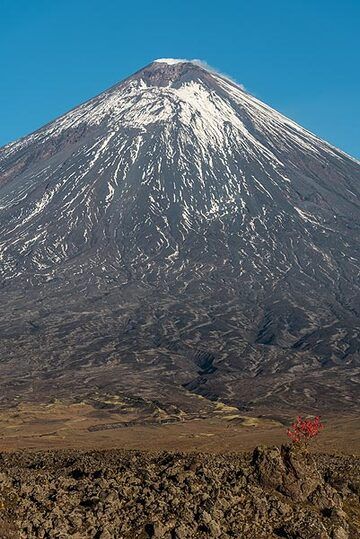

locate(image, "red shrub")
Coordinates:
287 416 324 446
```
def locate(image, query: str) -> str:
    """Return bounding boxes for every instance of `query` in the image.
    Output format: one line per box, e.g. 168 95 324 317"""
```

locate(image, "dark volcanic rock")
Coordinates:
0 446 359 538
253 444 324 501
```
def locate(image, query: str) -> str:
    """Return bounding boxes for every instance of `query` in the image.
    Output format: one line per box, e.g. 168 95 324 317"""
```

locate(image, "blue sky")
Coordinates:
1 0 359 158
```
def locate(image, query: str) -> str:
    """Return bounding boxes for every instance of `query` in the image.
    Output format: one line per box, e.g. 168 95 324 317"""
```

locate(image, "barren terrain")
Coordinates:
0 400 359 454
0 445 359 538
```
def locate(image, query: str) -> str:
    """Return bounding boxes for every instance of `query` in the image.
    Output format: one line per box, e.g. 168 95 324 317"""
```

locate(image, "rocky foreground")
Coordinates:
0 446 359 539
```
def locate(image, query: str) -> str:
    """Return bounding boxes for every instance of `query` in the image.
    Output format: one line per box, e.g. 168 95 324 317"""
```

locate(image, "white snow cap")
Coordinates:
153 58 192 65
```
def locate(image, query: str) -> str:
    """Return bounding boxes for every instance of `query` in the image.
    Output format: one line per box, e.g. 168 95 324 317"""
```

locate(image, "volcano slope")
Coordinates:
0 59 359 424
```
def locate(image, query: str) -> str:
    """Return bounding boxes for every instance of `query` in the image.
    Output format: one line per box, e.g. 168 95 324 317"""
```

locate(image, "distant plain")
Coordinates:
0 400 358 454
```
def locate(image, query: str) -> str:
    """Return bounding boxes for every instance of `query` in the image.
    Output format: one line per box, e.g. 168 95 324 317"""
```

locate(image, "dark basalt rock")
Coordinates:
253 444 325 501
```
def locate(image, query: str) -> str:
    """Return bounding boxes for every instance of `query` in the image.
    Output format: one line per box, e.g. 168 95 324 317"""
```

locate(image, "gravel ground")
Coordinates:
0 446 359 538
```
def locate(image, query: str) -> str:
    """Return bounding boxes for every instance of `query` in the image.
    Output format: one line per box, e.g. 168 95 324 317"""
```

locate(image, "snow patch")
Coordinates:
154 58 189 65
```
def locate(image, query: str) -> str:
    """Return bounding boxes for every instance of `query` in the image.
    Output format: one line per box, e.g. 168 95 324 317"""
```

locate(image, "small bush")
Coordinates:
287 416 324 448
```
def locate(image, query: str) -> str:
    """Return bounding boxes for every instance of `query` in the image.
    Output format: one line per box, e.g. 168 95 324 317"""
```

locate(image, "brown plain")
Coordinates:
0 401 358 454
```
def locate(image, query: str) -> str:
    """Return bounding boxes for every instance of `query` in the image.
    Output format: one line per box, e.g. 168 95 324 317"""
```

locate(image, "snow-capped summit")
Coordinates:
0 60 359 412
153 58 191 64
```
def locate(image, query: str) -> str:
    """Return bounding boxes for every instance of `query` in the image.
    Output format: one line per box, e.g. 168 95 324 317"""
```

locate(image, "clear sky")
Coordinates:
1 0 359 158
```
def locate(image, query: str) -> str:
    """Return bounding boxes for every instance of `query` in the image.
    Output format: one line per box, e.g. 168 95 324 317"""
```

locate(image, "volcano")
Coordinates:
0 59 359 415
